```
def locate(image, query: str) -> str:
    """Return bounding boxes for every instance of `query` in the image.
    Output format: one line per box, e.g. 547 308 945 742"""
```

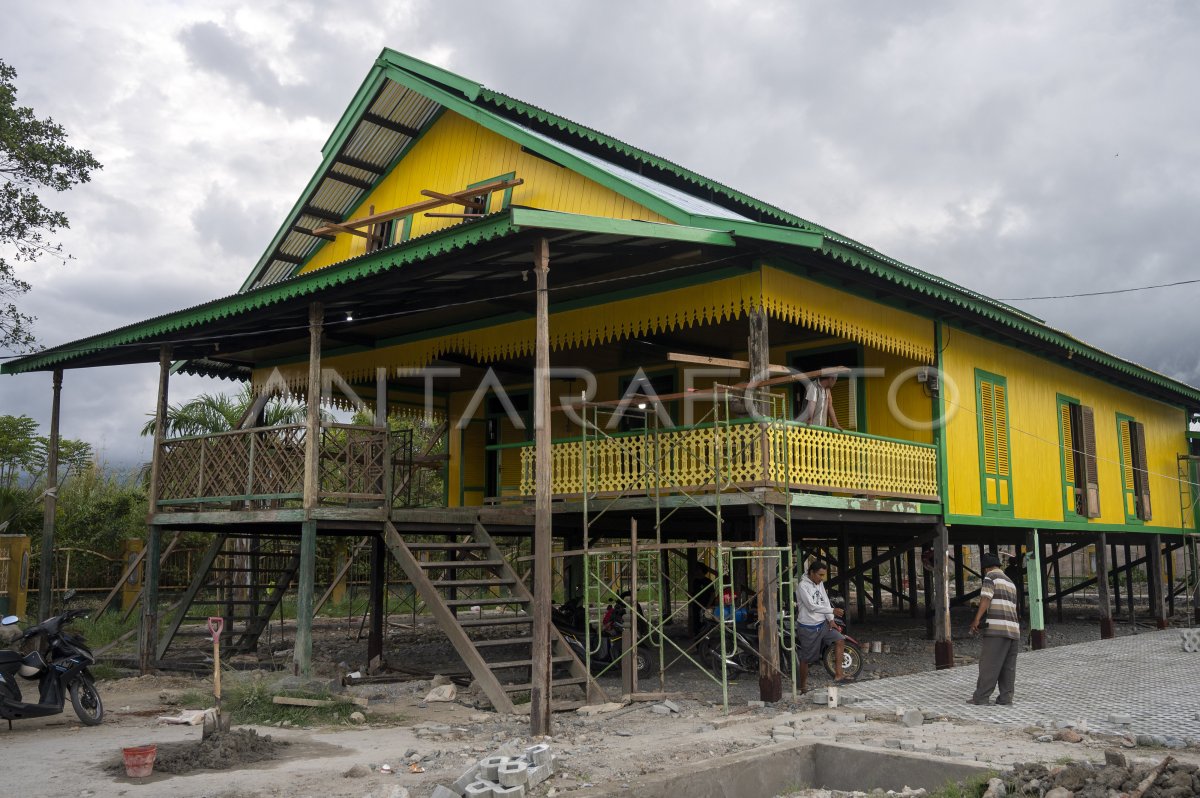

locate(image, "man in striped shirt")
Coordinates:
968 552 1020 705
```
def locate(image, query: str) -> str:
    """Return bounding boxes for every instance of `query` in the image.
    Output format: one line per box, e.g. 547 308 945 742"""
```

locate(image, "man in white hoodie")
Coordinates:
796 560 847 692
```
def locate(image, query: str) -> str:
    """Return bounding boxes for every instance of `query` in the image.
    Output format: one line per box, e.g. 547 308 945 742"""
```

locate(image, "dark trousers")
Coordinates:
972 635 1018 704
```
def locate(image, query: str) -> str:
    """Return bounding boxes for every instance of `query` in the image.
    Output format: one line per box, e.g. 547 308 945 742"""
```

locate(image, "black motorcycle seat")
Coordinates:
0 650 24 665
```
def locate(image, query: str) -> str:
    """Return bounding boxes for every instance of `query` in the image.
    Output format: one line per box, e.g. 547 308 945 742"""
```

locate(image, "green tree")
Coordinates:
0 413 94 534
1 58 102 351
140 384 307 437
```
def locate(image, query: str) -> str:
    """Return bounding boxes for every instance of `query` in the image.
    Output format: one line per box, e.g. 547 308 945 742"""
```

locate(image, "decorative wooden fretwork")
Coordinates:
519 421 938 502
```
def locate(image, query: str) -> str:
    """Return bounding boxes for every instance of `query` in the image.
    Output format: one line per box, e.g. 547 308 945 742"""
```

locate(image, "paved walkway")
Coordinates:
841 629 1200 742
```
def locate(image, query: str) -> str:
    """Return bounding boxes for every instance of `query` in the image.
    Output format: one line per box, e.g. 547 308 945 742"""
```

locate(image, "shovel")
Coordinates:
203 617 232 738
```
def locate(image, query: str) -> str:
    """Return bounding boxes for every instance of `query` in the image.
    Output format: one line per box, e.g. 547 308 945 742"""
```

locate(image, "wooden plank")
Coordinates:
666 352 790 374
420 188 484 208
273 695 334 708
310 178 523 237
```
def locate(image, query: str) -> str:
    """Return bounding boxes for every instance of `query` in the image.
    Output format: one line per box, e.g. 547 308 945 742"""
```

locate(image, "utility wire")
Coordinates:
944 396 1200 492
998 278 1200 301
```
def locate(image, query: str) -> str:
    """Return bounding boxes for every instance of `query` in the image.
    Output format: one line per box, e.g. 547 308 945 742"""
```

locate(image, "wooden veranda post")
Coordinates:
530 237 552 736
295 302 323 677
140 347 171 673
748 307 781 701
1096 533 1114 638
933 522 953 669
38 368 63 623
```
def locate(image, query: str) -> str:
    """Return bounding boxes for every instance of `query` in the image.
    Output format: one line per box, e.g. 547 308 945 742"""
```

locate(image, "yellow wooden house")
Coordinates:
5 49 1197 706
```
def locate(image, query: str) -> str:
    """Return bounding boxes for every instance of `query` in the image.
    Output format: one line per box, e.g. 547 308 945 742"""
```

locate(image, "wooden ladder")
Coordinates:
381 520 605 713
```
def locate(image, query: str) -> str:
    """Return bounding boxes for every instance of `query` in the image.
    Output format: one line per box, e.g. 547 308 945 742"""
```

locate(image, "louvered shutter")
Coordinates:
1079 405 1100 518
980 380 998 477
833 377 857 430
1131 421 1152 521
993 383 1010 477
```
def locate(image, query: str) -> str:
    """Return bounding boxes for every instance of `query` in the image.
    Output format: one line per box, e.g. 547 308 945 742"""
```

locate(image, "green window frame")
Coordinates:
1057 394 1082 520
1115 413 1152 523
975 369 1013 516
466 171 516 216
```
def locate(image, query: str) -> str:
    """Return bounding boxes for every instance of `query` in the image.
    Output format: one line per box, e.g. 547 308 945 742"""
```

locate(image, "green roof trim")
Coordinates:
2 214 522 376
509 207 736 246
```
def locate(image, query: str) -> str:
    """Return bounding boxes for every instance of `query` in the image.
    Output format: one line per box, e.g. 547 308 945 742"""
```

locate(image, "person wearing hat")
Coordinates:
967 551 1020 705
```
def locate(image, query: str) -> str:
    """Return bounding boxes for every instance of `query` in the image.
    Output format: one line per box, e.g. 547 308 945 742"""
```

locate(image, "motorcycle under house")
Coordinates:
0 592 104 729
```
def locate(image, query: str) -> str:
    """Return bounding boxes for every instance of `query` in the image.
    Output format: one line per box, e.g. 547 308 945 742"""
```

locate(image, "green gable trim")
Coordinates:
509 207 736 246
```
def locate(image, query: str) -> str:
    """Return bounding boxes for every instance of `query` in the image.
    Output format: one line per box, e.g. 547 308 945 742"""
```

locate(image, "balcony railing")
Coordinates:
514 420 938 502
156 423 389 509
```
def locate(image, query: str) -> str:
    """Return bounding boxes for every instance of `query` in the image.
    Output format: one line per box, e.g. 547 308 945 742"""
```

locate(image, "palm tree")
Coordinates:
140 384 307 437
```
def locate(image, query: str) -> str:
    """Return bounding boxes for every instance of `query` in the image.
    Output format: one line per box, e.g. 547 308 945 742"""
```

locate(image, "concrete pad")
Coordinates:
497 761 529 787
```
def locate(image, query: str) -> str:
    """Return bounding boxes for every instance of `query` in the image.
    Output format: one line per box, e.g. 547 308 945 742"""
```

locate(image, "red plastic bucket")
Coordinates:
122 744 157 777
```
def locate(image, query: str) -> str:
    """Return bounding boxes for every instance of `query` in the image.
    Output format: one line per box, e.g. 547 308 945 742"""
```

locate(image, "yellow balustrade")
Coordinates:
517 422 938 501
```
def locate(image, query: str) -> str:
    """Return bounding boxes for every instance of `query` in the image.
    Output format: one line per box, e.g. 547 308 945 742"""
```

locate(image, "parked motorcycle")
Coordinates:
695 590 863 681
553 597 653 679
816 595 864 680
0 600 104 728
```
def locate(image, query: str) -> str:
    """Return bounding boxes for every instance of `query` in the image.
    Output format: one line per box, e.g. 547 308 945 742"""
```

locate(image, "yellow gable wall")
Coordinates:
943 327 1188 529
299 111 668 274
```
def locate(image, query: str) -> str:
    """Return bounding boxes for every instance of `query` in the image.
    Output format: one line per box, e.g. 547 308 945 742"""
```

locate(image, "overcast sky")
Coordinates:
1 1 1198 466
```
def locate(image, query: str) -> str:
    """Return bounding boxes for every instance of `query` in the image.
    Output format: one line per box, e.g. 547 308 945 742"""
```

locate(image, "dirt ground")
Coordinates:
6 606 1196 798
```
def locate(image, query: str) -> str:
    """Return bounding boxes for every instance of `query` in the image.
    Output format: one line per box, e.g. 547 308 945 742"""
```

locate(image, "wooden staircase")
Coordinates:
381 520 605 713
158 533 301 660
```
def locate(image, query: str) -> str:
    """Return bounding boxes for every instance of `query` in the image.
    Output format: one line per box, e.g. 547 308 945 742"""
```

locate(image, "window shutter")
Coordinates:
1079 405 1100 518
1131 421 1152 521
980 380 998 475
993 383 1010 477
827 378 857 430
1060 402 1075 485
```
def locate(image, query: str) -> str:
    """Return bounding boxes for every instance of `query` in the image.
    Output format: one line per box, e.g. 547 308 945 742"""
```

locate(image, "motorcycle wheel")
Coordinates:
822 640 864 680
632 647 654 679
69 674 104 726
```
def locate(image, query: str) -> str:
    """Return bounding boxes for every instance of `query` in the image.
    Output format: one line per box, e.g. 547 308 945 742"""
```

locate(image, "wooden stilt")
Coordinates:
754 509 781 701
38 368 63 623
906 546 919 619
367 534 385 665
294 302 323 677
1113 544 1123 615
1095 534 1114 638
140 348 171 673
1028 530 1046 649
530 237 553 736
1124 544 1135 627
933 522 953 669
1148 534 1167 629
686 548 702 634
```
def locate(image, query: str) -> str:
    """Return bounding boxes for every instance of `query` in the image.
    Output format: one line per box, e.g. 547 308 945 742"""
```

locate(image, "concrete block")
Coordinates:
899 741 915 751
527 763 552 786
453 764 483 792
883 739 902 749
811 690 828 705
491 786 525 798
464 782 495 798
498 761 529 787
900 709 924 728
747 700 766 708
828 713 856 724
771 726 795 738
1108 713 1132 725
662 699 682 714
480 756 510 781
430 786 460 798
524 744 551 767
650 704 673 715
